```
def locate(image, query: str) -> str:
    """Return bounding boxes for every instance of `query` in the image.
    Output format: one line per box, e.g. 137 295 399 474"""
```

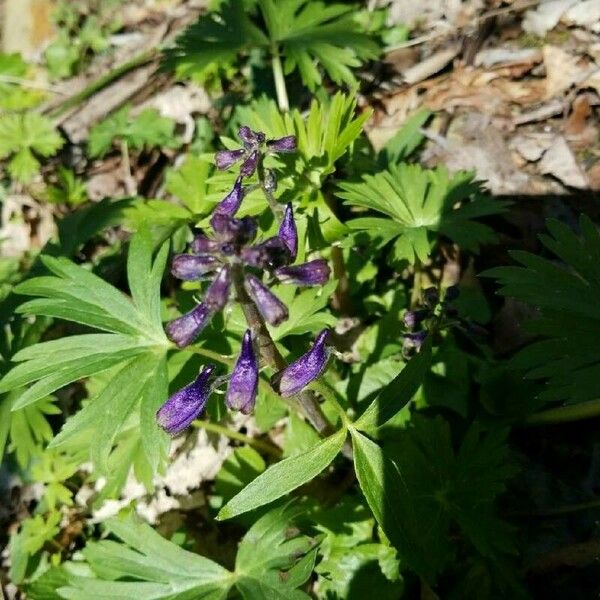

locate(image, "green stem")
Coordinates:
410 260 422 308
310 380 350 427
523 399 600 426
271 47 290 112
191 419 282 458
182 345 235 365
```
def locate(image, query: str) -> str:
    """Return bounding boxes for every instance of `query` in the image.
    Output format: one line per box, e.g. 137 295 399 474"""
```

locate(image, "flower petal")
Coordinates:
166 303 213 348
241 236 291 270
226 330 258 414
266 135 296 153
156 365 216 435
271 330 330 397
274 259 330 286
239 150 259 177
204 266 231 311
215 149 245 170
171 254 220 280
214 177 245 216
278 203 297 260
211 213 258 246
244 274 289 326
238 126 265 148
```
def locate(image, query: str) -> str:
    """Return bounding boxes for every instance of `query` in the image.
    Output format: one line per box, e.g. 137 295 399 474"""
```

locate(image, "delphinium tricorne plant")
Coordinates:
157 126 334 436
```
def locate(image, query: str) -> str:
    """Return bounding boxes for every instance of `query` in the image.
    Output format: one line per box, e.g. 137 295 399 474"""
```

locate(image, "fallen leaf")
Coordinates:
543 45 592 99
510 132 556 162
539 135 588 188
522 0 578 36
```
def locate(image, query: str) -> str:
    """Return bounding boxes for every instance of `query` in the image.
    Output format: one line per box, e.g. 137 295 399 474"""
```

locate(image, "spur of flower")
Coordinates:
156 127 332 435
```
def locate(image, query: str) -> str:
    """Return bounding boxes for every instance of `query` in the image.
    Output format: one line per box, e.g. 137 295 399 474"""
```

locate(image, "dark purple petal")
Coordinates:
226 330 258 414
166 303 213 348
272 330 330 397
241 236 291 270
215 177 245 216
244 274 288 326
211 213 257 245
171 254 220 280
274 259 330 286
402 331 428 351
278 203 297 260
215 149 245 170
423 287 439 308
403 309 430 329
266 135 296 153
156 365 215 435
239 150 259 178
204 266 231 311
190 233 218 254
238 126 265 148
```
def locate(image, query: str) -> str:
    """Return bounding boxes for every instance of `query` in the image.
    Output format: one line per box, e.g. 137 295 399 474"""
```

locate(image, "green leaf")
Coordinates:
351 417 517 583
484 215 600 405
379 108 432 163
218 428 347 520
57 515 233 599
339 164 507 263
165 155 214 215
235 504 318 599
354 339 432 432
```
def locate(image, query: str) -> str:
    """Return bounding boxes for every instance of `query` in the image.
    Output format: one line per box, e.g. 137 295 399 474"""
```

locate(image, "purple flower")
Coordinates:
267 135 296 153
171 254 220 280
226 330 258 414
156 365 215 435
166 303 213 348
403 309 430 329
211 213 257 246
204 266 231 311
190 234 218 254
238 126 265 148
278 203 297 260
241 237 291 270
423 287 439 308
402 331 427 351
274 259 330 286
244 274 289 326
215 149 245 170
240 150 259 178
215 177 244 216
272 330 330 397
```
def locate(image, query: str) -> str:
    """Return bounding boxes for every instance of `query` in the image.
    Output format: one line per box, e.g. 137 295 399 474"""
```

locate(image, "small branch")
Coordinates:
0 75 68 95
271 47 290 112
192 419 282 458
120 140 137 196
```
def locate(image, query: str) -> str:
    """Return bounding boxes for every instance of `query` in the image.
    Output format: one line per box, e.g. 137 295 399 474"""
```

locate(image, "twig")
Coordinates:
0 75 69 95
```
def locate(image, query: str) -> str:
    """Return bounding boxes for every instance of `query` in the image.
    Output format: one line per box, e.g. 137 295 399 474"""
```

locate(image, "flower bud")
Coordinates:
171 254 220 280
215 149 245 170
423 287 439 307
403 309 430 329
226 330 258 414
190 233 218 254
274 259 330 286
278 203 297 260
238 126 265 148
211 213 257 246
272 329 330 397
244 274 289 326
266 135 297 153
166 303 213 348
402 331 427 352
240 150 259 177
204 266 231 311
214 177 244 216
241 237 291 270
156 365 215 435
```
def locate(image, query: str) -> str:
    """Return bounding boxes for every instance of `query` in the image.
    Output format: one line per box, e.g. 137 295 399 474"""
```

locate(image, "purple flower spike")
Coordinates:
156 365 216 435
226 330 258 414
171 254 220 280
240 150 259 178
215 177 244 216
190 234 218 254
166 303 213 348
272 330 330 398
278 203 297 260
244 274 289 326
215 148 245 170
238 126 265 148
274 259 330 286
267 135 297 153
204 266 231 311
241 237 291 270
211 214 258 246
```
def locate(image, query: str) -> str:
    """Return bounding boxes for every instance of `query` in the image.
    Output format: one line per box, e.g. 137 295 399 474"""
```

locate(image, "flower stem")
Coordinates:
410 259 422 308
310 380 349 426
191 419 282 458
271 47 290 112
182 345 234 365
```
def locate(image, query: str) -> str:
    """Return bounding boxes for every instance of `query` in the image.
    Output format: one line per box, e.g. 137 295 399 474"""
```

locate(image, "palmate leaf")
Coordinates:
57 507 317 599
0 229 170 491
338 164 507 264
485 215 600 404
351 416 517 583
164 0 378 91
